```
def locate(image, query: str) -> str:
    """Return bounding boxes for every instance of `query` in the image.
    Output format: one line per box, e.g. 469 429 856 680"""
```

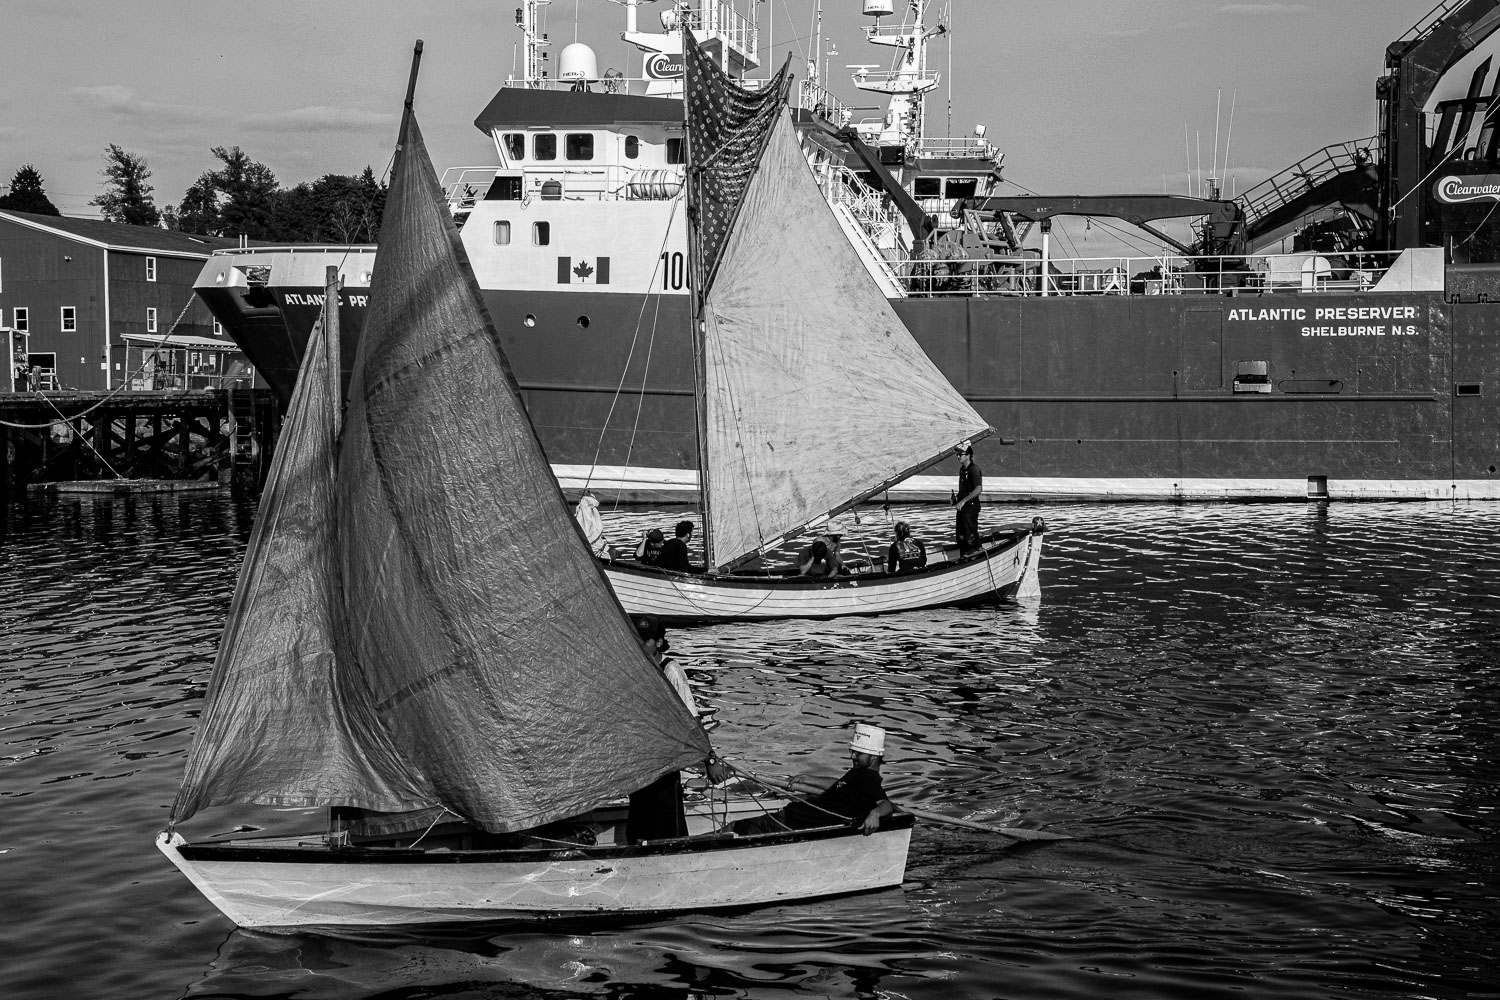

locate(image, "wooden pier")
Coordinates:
0 388 279 506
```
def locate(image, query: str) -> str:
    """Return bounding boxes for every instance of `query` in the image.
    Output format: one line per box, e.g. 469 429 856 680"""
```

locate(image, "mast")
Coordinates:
324 266 341 440
685 56 714 570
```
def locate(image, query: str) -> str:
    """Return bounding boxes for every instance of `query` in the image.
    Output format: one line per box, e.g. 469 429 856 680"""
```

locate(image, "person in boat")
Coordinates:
573 491 614 559
627 614 726 843
635 527 666 565
796 520 846 577
952 441 983 552
657 520 695 572
886 521 927 573
730 724 895 837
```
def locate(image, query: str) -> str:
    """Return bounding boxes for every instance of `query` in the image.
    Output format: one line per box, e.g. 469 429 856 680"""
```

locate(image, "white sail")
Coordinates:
698 112 991 570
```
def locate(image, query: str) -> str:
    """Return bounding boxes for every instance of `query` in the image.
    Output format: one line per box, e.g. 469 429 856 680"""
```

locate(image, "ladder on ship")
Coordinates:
1236 138 1382 251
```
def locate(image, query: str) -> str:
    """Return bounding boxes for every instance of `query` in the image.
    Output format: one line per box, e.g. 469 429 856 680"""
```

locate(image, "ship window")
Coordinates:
534 133 557 160
146 256 157 282
565 133 594 160
666 137 685 164
533 221 551 246
13 307 27 332
61 306 77 332
625 135 640 159
1456 382 1482 396
503 133 525 161
146 307 157 333
494 221 511 245
945 178 978 199
914 177 942 197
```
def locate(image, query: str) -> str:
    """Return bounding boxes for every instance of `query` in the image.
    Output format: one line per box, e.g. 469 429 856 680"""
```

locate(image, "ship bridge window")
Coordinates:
945 178 978 199
666 137 685 165
566 133 594 160
534 134 557 160
502 133 525 161
914 177 942 198
533 221 551 246
494 221 511 246
625 135 640 159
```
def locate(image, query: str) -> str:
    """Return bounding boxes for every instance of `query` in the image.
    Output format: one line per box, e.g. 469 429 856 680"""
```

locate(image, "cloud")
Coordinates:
69 85 220 126
1219 3 1313 13
239 106 396 133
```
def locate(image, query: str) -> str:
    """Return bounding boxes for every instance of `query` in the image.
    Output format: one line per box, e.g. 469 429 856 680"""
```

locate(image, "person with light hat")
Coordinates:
730 724 895 836
796 516 846 577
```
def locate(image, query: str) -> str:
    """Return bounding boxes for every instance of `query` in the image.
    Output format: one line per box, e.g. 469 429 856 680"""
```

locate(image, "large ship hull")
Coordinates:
195 253 1500 501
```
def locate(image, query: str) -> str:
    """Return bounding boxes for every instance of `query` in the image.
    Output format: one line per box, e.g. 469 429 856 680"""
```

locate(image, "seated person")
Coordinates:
657 520 695 572
730 724 894 836
885 521 927 573
635 527 666 565
796 539 836 578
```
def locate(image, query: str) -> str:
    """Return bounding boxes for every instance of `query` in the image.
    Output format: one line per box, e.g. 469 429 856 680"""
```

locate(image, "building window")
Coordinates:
533 221 551 246
494 221 511 245
213 319 224 337
61 306 77 332
146 256 157 282
534 133 557 160
146 307 158 333
13 307 27 332
625 135 640 159
503 133 525 161
565 133 594 160
666 137 685 164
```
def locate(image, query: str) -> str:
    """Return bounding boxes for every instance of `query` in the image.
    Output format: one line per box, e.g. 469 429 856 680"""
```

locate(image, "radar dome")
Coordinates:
863 0 895 16
559 42 599 81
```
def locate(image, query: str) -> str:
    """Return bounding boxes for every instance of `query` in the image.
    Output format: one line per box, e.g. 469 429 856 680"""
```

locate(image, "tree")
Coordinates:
0 164 61 216
90 145 160 226
164 172 219 234
211 146 279 239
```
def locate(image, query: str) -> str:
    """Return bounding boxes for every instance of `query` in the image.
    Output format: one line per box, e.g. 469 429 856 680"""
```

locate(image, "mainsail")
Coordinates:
684 39 992 572
172 97 709 833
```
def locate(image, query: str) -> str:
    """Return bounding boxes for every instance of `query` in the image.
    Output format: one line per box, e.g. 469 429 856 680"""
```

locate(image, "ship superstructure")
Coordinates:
194 0 1500 501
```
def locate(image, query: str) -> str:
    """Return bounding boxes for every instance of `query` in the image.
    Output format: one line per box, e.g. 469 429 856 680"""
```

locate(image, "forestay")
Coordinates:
685 40 992 571
171 105 709 834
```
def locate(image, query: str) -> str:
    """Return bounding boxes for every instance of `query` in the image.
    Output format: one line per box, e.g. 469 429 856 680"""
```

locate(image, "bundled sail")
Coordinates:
170 101 709 834
684 39 992 571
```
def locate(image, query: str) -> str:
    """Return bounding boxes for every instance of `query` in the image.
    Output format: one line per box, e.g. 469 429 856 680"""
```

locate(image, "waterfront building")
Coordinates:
0 210 247 392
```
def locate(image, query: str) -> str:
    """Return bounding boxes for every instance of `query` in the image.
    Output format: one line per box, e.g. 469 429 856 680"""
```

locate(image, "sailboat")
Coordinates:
155 45 912 930
603 34 1043 625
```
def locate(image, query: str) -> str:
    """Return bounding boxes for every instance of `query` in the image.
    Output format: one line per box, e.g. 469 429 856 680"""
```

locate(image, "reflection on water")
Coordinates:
2 495 1497 999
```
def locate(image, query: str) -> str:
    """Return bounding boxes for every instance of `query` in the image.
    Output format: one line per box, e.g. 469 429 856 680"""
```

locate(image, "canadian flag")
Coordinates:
557 257 611 284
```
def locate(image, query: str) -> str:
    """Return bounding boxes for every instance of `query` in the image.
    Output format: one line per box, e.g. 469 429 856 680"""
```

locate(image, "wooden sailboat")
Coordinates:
604 36 1043 624
155 45 912 930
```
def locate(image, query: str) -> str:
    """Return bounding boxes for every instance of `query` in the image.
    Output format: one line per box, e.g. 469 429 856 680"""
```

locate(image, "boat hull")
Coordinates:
606 526 1043 624
156 820 912 929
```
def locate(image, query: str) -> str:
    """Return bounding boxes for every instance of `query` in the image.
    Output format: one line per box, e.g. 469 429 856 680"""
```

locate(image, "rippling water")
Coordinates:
2 494 1497 999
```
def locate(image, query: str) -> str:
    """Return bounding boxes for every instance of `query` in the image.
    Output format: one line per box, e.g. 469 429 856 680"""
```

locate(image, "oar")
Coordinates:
743 772 1070 842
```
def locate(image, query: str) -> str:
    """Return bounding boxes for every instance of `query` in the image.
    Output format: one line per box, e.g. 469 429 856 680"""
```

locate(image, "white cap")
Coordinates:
824 518 846 537
850 723 886 756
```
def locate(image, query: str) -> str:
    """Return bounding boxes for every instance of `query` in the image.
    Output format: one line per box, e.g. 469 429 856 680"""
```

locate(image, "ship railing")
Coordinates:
441 164 683 205
896 249 1408 298
916 136 1001 162
677 1 759 57
851 68 940 95
443 167 504 209
798 81 853 125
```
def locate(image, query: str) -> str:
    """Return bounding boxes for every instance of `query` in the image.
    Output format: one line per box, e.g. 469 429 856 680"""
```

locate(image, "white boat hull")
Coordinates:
156 821 912 929
607 524 1044 623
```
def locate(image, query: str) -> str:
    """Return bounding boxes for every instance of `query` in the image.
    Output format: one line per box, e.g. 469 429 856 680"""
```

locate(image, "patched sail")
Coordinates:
172 307 434 824
333 108 708 833
685 43 992 570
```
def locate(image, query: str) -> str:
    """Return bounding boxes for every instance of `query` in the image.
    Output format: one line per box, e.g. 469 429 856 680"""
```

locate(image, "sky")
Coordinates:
4 0 1497 239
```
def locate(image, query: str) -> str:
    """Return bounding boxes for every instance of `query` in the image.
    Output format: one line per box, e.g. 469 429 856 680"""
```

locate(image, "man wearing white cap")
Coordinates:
730 724 894 836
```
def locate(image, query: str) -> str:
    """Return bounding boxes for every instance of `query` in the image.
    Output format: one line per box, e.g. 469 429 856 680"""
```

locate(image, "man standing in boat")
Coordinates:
953 441 982 552
731 725 895 836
